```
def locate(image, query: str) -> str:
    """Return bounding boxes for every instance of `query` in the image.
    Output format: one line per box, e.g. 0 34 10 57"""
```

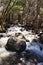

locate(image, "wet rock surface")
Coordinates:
39 32 43 43
5 37 26 52
0 26 43 65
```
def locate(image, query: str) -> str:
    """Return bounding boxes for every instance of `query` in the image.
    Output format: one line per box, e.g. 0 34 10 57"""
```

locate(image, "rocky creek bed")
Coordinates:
0 25 43 65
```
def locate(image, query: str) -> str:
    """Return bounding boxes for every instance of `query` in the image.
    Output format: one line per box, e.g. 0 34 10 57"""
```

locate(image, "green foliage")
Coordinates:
40 8 43 14
16 0 26 6
10 0 26 14
4 0 26 15
10 5 23 14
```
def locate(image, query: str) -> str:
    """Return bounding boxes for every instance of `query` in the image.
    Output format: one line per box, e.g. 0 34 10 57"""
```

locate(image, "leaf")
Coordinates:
40 8 43 14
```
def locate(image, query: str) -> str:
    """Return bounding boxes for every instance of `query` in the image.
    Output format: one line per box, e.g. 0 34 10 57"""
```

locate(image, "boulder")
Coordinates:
5 38 16 52
5 37 26 52
15 41 26 52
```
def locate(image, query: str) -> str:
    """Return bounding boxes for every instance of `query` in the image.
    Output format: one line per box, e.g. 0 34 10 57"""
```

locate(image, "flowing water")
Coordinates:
0 26 43 65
